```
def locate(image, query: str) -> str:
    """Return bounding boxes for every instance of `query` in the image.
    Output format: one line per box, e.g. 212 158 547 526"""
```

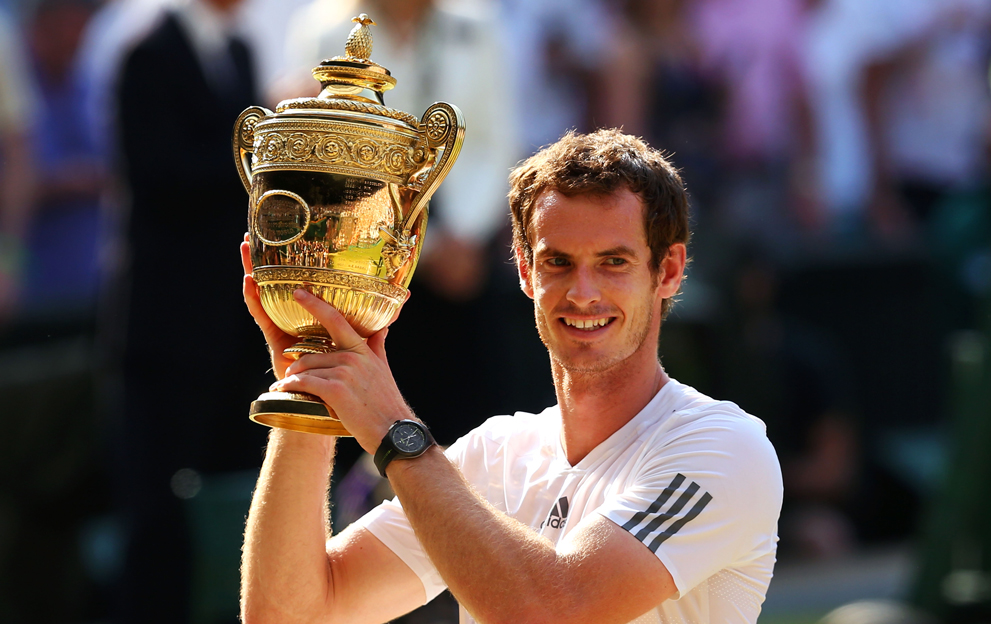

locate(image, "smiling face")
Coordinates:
519 188 684 375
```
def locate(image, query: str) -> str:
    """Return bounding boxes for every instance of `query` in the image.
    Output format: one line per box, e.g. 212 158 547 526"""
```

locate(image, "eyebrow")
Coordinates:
536 245 640 259
596 245 639 258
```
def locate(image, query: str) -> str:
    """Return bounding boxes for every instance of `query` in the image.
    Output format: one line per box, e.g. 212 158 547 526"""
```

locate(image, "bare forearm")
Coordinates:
388 448 576 624
241 429 337 623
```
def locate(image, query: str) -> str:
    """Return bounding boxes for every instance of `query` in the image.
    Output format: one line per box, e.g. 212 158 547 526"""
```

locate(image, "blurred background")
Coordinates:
0 0 989 622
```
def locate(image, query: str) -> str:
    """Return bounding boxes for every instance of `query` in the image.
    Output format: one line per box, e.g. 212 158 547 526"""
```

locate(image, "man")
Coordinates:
116 0 269 620
240 129 783 623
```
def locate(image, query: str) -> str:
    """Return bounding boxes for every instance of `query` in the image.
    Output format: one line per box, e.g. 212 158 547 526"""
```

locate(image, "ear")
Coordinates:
657 243 687 299
515 246 534 300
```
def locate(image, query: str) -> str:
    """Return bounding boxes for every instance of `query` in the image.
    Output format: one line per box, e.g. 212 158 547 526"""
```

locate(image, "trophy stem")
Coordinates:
249 391 352 436
284 335 336 359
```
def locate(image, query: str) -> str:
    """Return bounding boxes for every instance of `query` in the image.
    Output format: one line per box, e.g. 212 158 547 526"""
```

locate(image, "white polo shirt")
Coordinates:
355 380 783 623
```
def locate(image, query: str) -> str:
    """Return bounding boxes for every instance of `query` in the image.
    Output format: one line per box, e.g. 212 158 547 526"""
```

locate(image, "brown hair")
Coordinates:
508 128 691 316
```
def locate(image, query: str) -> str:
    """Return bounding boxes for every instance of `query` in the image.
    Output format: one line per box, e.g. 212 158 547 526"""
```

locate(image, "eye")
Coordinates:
545 257 570 267
604 257 627 266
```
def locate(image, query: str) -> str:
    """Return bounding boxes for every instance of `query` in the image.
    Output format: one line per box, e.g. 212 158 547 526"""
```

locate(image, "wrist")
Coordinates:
355 406 417 455
270 427 337 460
385 443 443 479
374 419 435 478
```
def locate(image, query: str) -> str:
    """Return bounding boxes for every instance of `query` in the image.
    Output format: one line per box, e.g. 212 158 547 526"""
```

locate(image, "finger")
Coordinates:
293 289 364 351
242 274 268 325
244 275 293 347
284 349 358 377
270 372 344 401
367 327 389 362
240 240 253 276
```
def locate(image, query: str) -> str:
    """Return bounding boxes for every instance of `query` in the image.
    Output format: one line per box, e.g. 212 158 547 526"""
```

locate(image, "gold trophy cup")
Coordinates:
233 15 464 436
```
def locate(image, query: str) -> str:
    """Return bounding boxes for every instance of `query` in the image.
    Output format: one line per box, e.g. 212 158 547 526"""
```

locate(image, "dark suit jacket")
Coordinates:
116 12 268 474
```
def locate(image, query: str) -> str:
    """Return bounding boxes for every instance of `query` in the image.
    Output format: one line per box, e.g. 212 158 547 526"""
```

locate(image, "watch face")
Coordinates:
392 422 426 454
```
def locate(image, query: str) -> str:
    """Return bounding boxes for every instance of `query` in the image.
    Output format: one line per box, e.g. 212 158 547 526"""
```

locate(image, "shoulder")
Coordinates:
129 12 184 54
459 408 557 446
445 407 558 461
122 13 189 73
609 385 782 564
658 383 775 454
640 384 782 506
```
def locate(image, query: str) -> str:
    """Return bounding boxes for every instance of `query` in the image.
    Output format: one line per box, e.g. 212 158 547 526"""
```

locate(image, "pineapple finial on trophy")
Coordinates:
345 14 376 60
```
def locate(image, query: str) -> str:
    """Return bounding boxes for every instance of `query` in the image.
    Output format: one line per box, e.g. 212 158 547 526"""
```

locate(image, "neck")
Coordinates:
552 349 669 466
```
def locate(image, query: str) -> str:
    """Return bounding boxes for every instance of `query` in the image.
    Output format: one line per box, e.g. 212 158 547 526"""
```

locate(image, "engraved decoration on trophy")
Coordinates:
233 14 465 436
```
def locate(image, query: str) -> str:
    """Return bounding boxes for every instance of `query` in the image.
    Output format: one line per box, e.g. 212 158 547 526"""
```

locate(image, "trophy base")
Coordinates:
249 391 352 436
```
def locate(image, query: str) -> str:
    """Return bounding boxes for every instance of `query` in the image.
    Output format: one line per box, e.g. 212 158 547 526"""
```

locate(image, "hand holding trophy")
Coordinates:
233 14 464 436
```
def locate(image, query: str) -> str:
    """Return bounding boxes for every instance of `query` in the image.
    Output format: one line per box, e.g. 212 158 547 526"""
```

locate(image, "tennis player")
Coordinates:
240 129 782 624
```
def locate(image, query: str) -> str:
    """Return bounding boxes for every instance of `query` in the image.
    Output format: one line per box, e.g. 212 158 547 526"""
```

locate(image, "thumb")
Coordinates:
293 289 364 351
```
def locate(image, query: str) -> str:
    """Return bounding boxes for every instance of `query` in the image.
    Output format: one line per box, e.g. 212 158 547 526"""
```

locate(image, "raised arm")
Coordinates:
240 429 426 624
267 289 679 624
239 243 425 624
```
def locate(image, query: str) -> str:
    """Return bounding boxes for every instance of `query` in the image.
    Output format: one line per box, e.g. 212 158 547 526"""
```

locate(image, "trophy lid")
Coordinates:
314 14 395 95
275 14 418 128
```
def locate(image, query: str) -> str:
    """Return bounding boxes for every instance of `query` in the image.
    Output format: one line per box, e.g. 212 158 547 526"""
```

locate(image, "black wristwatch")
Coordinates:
374 420 435 478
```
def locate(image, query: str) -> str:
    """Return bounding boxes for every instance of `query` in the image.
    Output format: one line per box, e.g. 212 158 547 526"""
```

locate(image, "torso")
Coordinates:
361 380 783 624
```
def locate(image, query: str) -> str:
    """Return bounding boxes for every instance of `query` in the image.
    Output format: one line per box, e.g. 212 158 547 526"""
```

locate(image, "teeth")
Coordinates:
564 317 610 329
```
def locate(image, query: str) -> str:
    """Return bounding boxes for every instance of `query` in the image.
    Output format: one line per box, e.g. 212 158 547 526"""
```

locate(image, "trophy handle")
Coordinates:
233 106 272 192
402 102 465 232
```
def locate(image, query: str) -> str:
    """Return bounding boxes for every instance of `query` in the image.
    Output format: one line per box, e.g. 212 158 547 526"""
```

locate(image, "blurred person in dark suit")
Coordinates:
274 10 537 619
114 0 269 620
277 0 534 447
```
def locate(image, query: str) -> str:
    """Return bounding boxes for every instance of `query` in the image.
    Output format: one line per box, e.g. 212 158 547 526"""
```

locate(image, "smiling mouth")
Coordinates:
561 317 614 330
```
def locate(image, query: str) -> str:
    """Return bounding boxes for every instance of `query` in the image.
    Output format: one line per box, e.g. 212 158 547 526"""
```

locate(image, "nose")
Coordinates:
566 265 601 308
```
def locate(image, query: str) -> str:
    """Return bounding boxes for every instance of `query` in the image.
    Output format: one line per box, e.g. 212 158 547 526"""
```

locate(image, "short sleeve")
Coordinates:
352 497 448 602
351 436 475 602
595 412 782 598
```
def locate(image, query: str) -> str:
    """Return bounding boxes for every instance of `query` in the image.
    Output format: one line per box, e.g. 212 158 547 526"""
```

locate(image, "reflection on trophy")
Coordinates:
232 14 465 436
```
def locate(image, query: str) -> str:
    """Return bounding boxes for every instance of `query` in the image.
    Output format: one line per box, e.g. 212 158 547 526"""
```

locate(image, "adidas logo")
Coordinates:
541 496 569 530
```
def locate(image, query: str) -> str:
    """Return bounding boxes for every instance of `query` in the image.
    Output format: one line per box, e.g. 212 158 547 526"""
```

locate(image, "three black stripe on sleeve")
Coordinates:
621 473 713 553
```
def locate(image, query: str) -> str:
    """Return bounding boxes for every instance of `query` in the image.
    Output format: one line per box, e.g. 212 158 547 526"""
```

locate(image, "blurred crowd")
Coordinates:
0 0 989 622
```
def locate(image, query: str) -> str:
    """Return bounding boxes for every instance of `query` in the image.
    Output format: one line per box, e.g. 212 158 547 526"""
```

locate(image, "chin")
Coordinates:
551 350 626 375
